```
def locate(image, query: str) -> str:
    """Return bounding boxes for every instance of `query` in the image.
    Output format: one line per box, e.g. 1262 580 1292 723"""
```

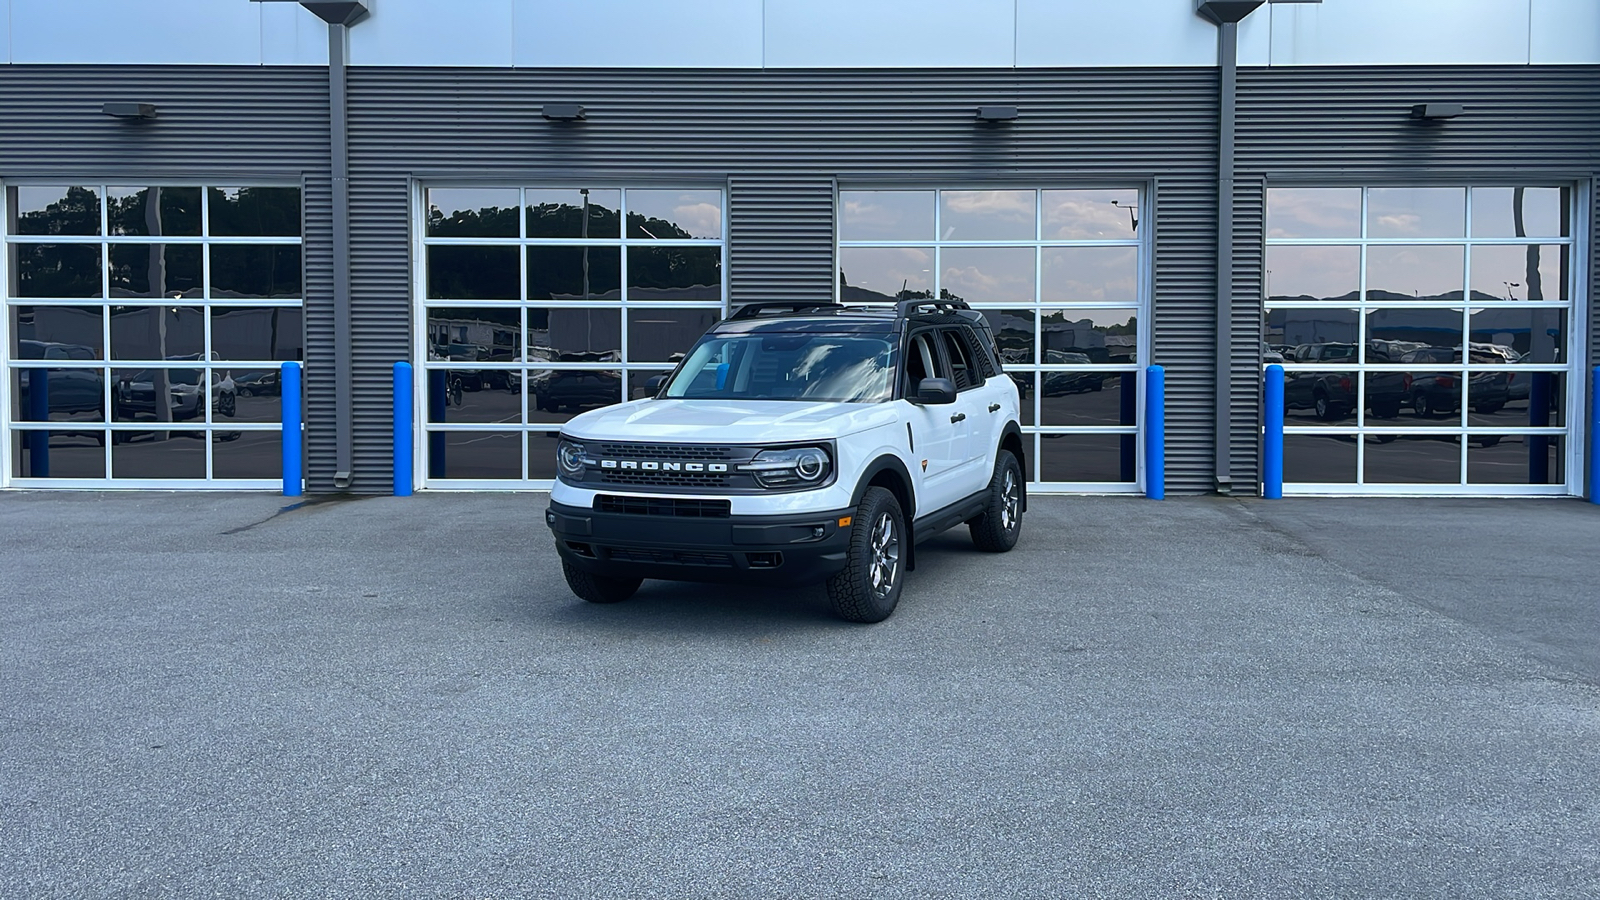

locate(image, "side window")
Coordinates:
904 331 946 393
960 325 996 379
941 328 979 391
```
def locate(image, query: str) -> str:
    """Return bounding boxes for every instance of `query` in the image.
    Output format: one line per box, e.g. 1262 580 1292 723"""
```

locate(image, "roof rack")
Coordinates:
895 298 973 317
728 301 846 320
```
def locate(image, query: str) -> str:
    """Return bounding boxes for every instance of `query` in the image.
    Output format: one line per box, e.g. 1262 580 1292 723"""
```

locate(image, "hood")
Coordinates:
562 399 899 443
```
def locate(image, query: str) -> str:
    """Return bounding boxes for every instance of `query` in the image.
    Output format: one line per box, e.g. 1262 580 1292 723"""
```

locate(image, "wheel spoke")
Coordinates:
867 512 899 599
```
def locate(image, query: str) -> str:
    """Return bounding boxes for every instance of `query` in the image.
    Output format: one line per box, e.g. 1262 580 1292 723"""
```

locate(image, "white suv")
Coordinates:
544 299 1026 622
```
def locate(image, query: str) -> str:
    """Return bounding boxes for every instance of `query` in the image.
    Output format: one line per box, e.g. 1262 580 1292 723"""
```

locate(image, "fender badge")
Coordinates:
921 459 928 472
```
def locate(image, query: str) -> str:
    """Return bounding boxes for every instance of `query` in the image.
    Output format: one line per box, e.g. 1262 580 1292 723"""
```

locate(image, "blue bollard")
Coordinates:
28 368 51 477
281 361 302 496
1591 367 1599 505
1263 364 1285 499
394 362 414 496
1145 365 1165 500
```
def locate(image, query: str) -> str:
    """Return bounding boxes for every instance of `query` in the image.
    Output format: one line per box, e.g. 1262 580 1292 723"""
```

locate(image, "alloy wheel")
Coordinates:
869 512 900 600
1001 468 1020 531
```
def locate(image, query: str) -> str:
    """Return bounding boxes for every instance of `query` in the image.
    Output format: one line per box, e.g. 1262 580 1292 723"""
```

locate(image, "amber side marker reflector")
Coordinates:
838 517 852 527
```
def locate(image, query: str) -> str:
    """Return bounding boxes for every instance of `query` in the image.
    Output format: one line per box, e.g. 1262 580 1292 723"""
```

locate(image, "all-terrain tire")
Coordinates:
825 487 906 624
563 560 642 604
969 450 1024 553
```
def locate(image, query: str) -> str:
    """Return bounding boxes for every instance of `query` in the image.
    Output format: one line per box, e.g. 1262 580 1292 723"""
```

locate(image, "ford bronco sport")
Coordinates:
544 299 1026 622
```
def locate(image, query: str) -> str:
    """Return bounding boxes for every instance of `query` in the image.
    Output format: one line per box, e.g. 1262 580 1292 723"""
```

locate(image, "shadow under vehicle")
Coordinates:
531 353 623 413
1399 347 1511 418
1041 350 1106 396
1284 343 1405 421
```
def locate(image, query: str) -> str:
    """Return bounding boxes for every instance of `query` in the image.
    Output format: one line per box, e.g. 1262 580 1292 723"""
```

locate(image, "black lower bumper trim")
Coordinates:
547 500 852 584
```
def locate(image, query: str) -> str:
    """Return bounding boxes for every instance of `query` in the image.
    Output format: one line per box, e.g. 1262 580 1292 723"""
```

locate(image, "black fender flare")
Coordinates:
997 421 1028 512
849 454 919 571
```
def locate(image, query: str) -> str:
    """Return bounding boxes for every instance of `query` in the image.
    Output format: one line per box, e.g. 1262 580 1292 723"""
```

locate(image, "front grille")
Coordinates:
596 442 739 460
606 546 734 567
595 495 731 518
586 441 748 490
597 470 733 489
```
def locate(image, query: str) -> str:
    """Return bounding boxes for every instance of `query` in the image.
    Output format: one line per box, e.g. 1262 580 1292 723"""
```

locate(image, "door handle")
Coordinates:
988 403 1001 413
950 412 966 423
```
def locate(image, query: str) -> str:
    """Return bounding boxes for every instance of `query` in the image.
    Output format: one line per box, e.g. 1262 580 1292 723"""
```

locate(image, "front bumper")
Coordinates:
546 500 853 585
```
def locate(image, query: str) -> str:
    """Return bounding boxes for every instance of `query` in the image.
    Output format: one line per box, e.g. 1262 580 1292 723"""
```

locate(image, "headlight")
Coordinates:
556 439 589 477
740 446 832 488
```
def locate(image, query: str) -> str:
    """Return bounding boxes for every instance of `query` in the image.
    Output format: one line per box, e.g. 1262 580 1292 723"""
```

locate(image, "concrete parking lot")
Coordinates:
2 492 1598 898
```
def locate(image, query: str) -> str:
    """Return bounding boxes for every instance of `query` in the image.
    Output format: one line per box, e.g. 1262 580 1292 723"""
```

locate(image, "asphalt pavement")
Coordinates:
2 491 1598 898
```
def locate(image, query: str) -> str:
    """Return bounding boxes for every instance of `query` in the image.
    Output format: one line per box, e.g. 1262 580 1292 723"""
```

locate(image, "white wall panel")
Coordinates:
261 3 329 67
351 0 513 67
514 0 762 67
10 0 263 65
764 0 1014 68
1530 0 1600 64
1269 0 1532 66
1236 4 1271 67
1018 0 1220 67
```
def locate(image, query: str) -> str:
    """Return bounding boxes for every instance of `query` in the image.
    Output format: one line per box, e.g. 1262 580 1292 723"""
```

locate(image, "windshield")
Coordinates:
662 333 896 403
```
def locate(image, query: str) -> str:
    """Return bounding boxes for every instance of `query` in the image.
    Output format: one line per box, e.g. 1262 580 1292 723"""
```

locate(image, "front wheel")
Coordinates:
562 560 642 604
969 450 1023 552
825 487 905 624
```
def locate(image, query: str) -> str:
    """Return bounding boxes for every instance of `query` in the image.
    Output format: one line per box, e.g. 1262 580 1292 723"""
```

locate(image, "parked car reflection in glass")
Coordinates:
112 357 236 429
1399 346 1509 418
1283 343 1404 421
233 370 279 397
1041 350 1106 396
529 354 622 414
17 340 104 422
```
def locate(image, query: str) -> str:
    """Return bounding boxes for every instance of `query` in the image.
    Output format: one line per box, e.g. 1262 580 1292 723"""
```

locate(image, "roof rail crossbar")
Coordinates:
895 298 973 317
729 301 846 320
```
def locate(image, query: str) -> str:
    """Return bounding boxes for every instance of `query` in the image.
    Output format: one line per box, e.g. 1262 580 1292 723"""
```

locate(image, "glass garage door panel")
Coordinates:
839 188 1148 494
419 186 726 487
1264 184 1578 495
4 183 302 488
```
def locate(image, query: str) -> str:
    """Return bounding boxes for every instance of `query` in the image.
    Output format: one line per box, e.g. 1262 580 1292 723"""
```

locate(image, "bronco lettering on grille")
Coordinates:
599 459 729 473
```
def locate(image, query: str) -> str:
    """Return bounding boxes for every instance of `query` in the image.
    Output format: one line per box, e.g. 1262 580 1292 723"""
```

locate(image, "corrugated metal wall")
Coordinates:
728 175 836 305
1236 65 1600 492
0 64 333 483
345 67 1226 493
6 65 1592 495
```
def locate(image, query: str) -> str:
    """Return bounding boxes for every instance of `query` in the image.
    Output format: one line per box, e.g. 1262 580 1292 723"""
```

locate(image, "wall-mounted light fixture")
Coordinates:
975 106 1019 123
1410 103 1464 121
542 104 587 121
102 103 158 119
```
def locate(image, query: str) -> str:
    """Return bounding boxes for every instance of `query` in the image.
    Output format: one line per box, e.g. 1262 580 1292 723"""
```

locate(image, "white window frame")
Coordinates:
1265 182 1589 497
412 182 730 490
2 179 303 490
836 185 1154 494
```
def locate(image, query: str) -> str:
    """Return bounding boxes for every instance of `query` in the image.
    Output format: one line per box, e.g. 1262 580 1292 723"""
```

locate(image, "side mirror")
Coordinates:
913 377 957 405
